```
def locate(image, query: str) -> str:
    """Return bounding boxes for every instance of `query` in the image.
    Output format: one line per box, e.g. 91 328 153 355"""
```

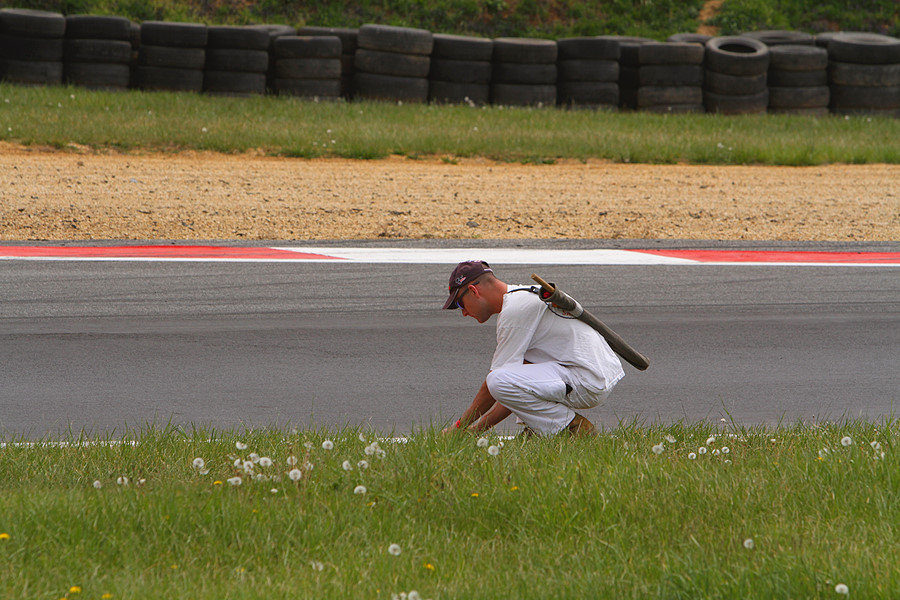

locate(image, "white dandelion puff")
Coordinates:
722 447 730 454
488 445 500 456
841 436 853 447
286 455 298 466
288 468 303 481
93 480 102 489
343 460 353 471
698 447 708 455
743 538 754 550
835 583 849 595
388 543 402 556
259 457 273 468
354 485 367 494
310 560 325 571
249 453 260 463
665 434 677 444
712 449 721 456
652 443 664 455
236 441 248 450
116 476 129 486
227 476 242 486
870 441 882 451
303 441 313 450
477 437 489 448
706 436 716 445
270 488 279 494
192 457 205 470
359 432 367 442
688 452 697 460
322 440 334 451
358 460 369 470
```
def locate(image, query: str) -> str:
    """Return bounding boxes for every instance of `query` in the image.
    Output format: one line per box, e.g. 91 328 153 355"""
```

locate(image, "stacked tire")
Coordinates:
704 36 770 114
0 8 65 86
137 21 207 93
272 36 342 100
203 26 270 96
634 42 705 113
297 27 357 98
428 33 493 106
742 30 814 47
353 24 432 103
491 37 557 107
827 33 900 118
766 45 830 115
63 15 132 90
555 37 619 110
612 36 655 109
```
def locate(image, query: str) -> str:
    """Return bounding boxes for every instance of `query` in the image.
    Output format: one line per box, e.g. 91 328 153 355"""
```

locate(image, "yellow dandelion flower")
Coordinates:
471 492 479 498
213 480 223 486
69 586 82 594
101 594 113 599
510 486 519 491
424 562 436 571
0 533 10 540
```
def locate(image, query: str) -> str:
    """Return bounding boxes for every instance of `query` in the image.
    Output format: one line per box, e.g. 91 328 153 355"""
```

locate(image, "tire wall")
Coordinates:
2 10 899 116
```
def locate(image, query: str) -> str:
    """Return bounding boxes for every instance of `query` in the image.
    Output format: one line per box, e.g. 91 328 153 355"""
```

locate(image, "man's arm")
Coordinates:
470 402 512 432
443 379 496 433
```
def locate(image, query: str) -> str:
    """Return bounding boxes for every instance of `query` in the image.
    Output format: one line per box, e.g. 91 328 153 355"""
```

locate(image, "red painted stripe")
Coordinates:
633 249 900 264
0 245 343 260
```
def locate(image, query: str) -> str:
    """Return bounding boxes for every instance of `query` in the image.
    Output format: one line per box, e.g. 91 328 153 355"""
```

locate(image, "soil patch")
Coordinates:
1 143 898 241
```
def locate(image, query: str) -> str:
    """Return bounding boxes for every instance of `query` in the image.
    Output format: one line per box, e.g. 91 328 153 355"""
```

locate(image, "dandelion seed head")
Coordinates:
488 445 500 456
93 480 102 489
698 447 707 454
322 440 334 451
358 460 369 470
743 538 754 549
227 476 242 486
288 468 303 481
835 583 849 595
236 441 248 450
688 452 697 460
722 447 730 454
706 436 716 445
259 457 273 468
116 476 129 486
841 436 853 447
477 437 489 448
192 457 205 469
870 441 881 451
286 455 298 466
652 443 664 454
343 460 353 471
354 485 367 495
249 453 260 463
388 543 402 556
310 560 325 571
270 488 279 494
665 434 677 444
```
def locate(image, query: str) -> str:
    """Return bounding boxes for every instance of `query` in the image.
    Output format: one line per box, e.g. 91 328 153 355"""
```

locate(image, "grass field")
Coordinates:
0 421 897 599
3 83 900 165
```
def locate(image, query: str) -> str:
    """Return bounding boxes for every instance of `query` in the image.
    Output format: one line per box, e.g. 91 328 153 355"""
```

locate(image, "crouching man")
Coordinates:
442 260 624 436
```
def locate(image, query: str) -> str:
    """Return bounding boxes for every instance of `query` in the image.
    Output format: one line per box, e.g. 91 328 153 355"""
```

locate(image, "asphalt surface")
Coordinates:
2 240 899 437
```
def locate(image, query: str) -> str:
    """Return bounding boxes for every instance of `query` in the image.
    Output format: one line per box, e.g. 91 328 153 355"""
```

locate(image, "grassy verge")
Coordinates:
3 83 900 165
0 421 897 599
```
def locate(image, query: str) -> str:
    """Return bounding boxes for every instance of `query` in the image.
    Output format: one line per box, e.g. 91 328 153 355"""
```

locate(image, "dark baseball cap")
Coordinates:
442 260 493 309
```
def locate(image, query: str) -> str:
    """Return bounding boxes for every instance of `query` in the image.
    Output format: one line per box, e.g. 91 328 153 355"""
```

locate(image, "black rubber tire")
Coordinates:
667 33 712 45
768 85 830 108
827 33 900 65
618 66 639 89
247 24 296 48
639 64 704 86
637 85 702 107
0 34 63 61
274 36 342 59
296 27 358 53
638 42 705 65
492 37 557 64
0 9 65 38
704 89 769 114
64 39 132 64
203 70 266 95
828 61 900 87
742 30 814 47
65 15 131 40
205 49 269 73
556 37 620 60
491 82 556 106
357 24 433 56
428 80 490 105
135 65 203 92
830 84 900 109
138 45 205 70
0 58 63 84
275 58 341 80
705 36 770 76
275 77 341 98
703 70 767 95
431 33 493 61
769 106 830 117
64 61 130 88
767 68 826 87
354 48 430 78
557 59 618 82
428 58 491 84
768 45 828 71
643 103 705 114
140 22 208 48
353 71 429 102
206 26 270 50
556 81 618 106
492 62 557 84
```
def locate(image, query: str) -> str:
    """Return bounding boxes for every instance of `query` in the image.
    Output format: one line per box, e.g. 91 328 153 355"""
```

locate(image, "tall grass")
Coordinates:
0 421 897 598
3 83 900 165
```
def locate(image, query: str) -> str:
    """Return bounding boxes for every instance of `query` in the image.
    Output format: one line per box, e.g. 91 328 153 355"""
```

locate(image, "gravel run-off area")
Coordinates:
1 143 898 242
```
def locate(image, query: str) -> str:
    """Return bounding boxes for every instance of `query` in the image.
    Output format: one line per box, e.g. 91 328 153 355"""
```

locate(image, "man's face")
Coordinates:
456 284 491 323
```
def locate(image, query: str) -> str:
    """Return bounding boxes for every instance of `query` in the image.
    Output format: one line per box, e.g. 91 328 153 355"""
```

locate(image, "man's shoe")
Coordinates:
566 414 596 436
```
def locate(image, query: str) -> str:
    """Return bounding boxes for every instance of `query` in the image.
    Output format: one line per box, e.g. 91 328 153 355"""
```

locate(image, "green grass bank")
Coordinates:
4 83 900 165
8 0 900 38
0 421 897 598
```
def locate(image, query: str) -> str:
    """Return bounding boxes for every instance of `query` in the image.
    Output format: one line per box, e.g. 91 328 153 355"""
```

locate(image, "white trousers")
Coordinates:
485 362 613 436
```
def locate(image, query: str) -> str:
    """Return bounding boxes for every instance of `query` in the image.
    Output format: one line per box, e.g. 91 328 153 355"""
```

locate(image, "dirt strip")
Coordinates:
1 144 898 241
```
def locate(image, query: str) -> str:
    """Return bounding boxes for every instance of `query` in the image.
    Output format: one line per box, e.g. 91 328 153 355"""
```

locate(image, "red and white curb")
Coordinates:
1 245 899 266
